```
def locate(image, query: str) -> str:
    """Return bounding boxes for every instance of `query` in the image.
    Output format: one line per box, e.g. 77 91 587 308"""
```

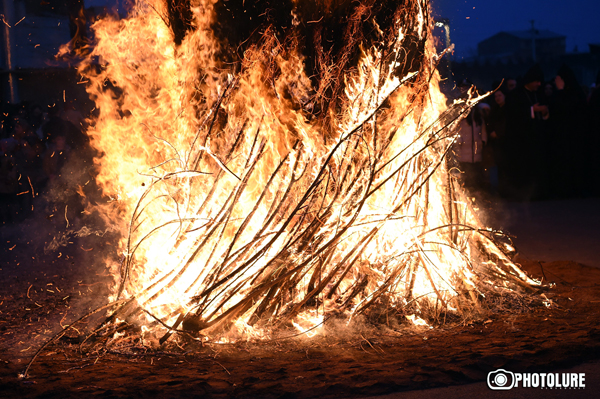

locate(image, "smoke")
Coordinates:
4 134 122 302
43 225 113 253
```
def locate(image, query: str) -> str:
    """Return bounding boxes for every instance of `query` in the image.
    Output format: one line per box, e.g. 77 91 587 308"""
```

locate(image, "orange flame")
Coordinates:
77 0 540 342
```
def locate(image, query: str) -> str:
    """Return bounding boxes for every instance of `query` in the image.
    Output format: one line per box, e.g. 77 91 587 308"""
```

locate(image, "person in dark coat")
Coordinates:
548 64 589 197
455 104 488 191
488 89 508 195
503 64 550 200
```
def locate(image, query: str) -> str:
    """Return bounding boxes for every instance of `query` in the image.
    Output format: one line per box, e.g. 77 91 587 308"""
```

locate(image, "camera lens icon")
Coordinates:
487 369 515 390
494 373 508 386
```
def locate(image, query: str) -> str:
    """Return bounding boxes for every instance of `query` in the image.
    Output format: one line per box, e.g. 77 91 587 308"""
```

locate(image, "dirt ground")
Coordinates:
1 213 600 398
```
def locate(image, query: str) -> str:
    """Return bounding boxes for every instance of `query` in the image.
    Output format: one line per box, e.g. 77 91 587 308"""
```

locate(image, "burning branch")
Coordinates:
22 0 545 377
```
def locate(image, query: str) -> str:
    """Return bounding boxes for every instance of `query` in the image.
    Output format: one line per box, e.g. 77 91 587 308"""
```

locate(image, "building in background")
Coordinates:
478 29 566 64
452 24 599 92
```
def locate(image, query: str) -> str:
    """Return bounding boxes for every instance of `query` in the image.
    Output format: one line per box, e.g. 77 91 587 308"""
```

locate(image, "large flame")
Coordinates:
78 0 539 342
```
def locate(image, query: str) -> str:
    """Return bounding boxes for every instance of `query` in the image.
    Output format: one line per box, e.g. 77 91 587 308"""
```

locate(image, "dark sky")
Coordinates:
431 0 600 59
85 0 600 59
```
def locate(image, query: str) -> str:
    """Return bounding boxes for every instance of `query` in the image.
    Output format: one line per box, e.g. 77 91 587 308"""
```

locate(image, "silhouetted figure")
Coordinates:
455 105 487 191
488 90 508 195
505 78 517 93
548 64 589 197
504 64 549 200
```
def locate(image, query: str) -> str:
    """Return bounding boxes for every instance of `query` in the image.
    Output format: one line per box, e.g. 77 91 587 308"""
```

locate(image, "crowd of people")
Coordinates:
0 101 89 224
454 64 600 200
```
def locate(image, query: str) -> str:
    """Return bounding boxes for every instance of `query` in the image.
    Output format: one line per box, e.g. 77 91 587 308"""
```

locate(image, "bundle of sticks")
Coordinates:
23 0 543 378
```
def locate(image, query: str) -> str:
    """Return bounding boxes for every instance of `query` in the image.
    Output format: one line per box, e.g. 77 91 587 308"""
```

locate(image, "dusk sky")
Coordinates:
431 0 600 59
83 0 600 60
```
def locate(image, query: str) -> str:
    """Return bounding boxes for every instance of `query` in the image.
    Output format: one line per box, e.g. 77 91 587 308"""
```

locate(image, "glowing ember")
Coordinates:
406 314 430 328
72 0 540 343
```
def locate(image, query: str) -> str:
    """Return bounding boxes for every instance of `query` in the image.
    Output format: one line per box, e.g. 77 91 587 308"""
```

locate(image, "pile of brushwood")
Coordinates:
22 0 544 378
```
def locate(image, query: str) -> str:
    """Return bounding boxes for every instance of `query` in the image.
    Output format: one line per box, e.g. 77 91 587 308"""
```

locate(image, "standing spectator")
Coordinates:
549 64 589 197
505 78 518 93
479 102 495 192
455 105 488 191
488 90 508 195
504 64 549 200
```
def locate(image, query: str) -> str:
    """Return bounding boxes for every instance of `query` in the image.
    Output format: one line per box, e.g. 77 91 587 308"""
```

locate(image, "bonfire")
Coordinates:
24 0 542 377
